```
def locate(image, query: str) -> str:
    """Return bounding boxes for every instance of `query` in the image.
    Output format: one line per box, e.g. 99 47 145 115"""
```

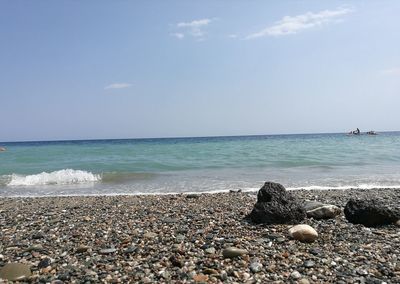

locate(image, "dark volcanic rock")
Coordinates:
344 198 400 227
248 182 306 224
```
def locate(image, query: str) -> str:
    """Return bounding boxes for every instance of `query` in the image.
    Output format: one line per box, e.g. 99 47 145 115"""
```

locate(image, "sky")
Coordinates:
0 0 399 142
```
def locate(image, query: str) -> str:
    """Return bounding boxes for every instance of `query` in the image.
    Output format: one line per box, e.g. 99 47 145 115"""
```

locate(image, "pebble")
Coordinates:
203 268 218 275
306 204 341 219
222 247 248 258
193 274 208 282
303 260 315 268
291 270 302 279
309 247 321 255
76 245 89 253
0 263 32 281
99 248 117 254
143 232 157 239
205 247 216 254
186 194 199 199
176 234 185 242
38 258 51 269
250 262 262 273
288 224 318 243
356 268 368 276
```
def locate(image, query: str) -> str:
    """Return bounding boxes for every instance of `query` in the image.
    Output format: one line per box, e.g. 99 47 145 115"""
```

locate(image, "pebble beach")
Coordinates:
1 188 399 283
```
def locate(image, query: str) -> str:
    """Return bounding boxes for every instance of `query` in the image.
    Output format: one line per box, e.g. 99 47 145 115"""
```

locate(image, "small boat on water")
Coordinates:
347 128 361 135
346 129 378 136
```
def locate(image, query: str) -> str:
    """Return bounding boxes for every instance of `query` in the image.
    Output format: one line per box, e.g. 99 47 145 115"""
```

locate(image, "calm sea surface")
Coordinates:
1 132 400 196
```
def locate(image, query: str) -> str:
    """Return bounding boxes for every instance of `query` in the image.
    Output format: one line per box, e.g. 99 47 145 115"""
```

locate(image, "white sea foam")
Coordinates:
7 169 101 186
287 184 400 190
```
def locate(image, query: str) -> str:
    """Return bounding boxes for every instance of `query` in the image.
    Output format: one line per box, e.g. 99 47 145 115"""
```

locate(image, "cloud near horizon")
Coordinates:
246 7 352 39
381 68 400 76
104 83 132 90
173 18 213 39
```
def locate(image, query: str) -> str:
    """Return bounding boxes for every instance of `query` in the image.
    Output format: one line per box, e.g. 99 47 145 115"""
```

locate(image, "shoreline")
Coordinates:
0 187 399 283
1 185 400 199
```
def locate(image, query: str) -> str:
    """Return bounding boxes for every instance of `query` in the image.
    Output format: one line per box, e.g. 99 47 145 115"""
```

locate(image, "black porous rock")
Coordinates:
248 182 306 224
344 198 400 227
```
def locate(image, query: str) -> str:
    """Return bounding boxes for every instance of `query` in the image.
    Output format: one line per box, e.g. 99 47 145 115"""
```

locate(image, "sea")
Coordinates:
1 132 400 197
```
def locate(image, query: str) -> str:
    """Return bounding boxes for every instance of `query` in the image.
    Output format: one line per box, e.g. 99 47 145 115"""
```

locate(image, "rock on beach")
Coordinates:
288 224 318 243
248 182 306 224
222 247 248 258
306 204 341 219
344 198 400 227
0 263 31 281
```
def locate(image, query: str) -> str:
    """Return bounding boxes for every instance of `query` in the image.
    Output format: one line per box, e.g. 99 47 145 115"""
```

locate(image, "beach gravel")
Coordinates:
0 187 399 283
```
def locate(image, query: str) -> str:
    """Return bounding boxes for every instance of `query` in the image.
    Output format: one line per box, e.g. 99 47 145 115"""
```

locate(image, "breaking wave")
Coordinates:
6 169 101 186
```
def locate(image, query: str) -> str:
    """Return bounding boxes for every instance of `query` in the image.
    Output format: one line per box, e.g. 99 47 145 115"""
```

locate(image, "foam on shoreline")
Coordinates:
1 185 399 199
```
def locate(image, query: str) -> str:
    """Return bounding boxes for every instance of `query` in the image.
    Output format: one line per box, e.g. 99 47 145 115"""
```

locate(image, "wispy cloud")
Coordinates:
171 33 184 39
104 83 132 90
172 18 213 40
380 68 400 76
246 7 353 39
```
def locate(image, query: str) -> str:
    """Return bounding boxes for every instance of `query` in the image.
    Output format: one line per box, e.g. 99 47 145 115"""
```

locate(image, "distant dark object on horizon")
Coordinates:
347 128 378 136
348 128 360 135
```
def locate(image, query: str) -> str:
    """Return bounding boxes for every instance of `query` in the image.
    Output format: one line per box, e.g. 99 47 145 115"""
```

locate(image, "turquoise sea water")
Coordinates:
1 132 400 196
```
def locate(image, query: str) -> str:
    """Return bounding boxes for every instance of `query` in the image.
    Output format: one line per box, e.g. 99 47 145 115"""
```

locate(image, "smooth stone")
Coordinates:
396 220 400 227
276 237 285 243
124 247 136 254
220 271 228 281
38 258 51 269
303 201 325 212
222 247 248 258
307 205 341 219
176 235 185 242
356 268 368 276
76 245 89 253
205 247 216 254
0 263 31 281
288 225 318 243
291 270 302 279
193 274 208 282
203 268 218 275
250 262 263 273
0 147 5 152
309 247 321 255
143 232 157 239
99 248 117 254
32 232 45 239
26 245 46 252
186 194 199 199
299 279 310 284
303 260 315 268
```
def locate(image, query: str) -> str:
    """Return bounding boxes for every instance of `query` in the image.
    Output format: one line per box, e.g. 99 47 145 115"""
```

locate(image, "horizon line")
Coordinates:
0 130 397 144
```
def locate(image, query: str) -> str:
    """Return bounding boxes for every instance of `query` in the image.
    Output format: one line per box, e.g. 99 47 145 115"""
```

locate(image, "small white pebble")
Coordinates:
291 271 301 279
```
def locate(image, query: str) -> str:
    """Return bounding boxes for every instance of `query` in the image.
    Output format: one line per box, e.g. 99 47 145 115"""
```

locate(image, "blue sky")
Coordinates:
0 0 399 141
